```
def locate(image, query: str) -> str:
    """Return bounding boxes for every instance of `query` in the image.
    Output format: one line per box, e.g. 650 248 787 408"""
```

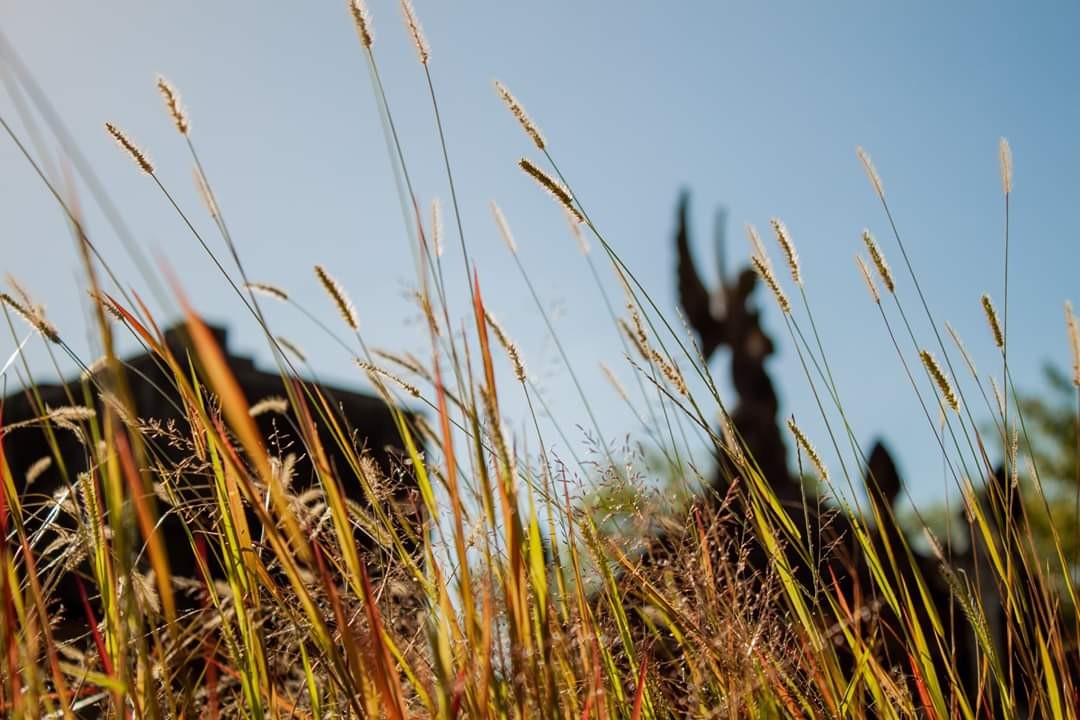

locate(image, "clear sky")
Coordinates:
2 2 1077 506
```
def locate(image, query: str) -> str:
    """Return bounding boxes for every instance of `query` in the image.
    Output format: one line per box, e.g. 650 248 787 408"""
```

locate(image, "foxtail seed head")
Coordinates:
494 79 545 150
980 294 1004 349
770 218 801 285
105 123 154 174
349 0 373 48
314 265 359 331
862 229 895 294
518 158 582 222
155 75 189 135
920 349 958 412
399 0 429 65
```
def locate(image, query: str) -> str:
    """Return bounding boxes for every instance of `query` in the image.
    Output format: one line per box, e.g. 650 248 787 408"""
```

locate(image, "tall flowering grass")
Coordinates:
0 3 1076 718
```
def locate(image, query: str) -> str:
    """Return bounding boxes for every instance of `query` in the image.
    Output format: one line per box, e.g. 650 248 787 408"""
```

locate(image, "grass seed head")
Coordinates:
862 229 895 294
356 359 421 398
399 0 429 65
155 75 189 135
786 417 829 482
484 309 527 382
999 137 1013 195
314 265 359 331
856 146 884 200
350 0 374 48
855 255 880 304
920 349 959 412
770 218 801 285
1 292 60 343
980 293 1004 349
490 201 517 253
105 122 154 174
1065 301 1080 387
494 79 545 150
750 255 790 314
518 158 582 222
245 282 289 302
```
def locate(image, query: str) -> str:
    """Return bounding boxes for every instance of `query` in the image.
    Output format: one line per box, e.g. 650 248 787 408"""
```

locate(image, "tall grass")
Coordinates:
0 2 1077 717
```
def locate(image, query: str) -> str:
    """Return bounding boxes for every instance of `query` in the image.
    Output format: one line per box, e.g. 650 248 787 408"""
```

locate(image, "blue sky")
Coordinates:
2 2 1078 505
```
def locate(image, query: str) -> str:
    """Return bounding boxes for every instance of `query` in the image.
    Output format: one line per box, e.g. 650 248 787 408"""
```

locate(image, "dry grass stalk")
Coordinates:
862 229 895 294
786 417 828 482
856 255 880 304
856 146 884 199
981 293 1004 349
770 218 801 285
484 309 526 382
494 80 545 150
1 292 60 343
356 359 421 398
399 0 429 65
314 265 359 330
999 137 1013 195
245 282 289 302
350 0 374 48
920 349 959 412
155 75 189 135
105 122 154 174
518 158 583 223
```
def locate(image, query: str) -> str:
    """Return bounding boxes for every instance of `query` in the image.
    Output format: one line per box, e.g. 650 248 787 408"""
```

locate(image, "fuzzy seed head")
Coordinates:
770 218 801 285
245 282 289 303
356 359 421 397
599 362 628 402
399 0 429 65
349 0 374 48
855 255 880 304
490 201 517 253
1 292 59 343
999 137 1013 195
856 146 884 200
750 255 790 314
105 122 154 174
980 294 1004 349
275 335 307 363
431 198 444 257
786 417 829 482
249 396 289 417
920 349 959 412
484 309 526 382
314 265 359 331
155 75 189 135
494 79 545 150
518 158 582 223
1065 301 1080 387
862 229 895 294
